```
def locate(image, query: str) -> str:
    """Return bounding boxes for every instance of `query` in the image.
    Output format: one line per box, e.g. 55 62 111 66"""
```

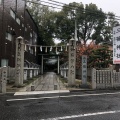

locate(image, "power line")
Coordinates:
27 0 62 9
46 0 120 19
26 0 120 21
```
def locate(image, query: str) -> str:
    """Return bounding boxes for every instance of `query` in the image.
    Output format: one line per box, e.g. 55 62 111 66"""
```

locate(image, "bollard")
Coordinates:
54 85 57 90
31 85 34 91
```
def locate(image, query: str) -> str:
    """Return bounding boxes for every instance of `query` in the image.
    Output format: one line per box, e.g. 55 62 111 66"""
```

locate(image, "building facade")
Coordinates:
0 0 39 67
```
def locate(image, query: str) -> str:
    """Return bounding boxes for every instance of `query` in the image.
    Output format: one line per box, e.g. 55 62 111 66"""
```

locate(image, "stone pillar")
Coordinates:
41 55 43 74
57 56 60 74
61 69 63 76
68 38 76 86
34 69 36 76
64 69 67 78
0 67 7 93
15 36 24 86
92 68 96 89
36 69 38 75
30 69 32 78
24 69 27 81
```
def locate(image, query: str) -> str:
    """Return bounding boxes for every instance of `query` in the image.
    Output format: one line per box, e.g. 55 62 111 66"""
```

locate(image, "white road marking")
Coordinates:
14 90 69 96
7 91 120 102
7 96 59 101
40 110 120 120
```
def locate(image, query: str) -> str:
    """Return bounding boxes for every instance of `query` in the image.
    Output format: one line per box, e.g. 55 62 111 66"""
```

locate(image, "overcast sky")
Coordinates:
57 0 120 16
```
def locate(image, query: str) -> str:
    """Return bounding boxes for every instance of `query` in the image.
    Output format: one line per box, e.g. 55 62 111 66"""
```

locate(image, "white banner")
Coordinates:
113 26 120 64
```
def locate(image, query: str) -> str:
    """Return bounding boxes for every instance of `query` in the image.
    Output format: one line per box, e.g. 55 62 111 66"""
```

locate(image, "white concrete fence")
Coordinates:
92 68 120 89
60 63 120 89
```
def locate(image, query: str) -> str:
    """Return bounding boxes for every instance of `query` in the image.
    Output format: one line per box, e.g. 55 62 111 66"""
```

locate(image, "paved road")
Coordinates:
1 90 120 120
35 72 66 91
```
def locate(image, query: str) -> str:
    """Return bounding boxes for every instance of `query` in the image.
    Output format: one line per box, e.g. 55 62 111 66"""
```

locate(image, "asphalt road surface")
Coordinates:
1 90 120 120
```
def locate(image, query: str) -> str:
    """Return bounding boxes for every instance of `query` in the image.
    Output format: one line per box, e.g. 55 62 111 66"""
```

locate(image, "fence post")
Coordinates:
24 69 27 81
0 67 7 93
30 69 33 78
92 68 96 89
110 68 113 88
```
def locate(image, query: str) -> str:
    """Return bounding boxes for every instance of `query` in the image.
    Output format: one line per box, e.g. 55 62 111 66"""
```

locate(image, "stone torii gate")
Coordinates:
14 36 76 87
40 54 60 74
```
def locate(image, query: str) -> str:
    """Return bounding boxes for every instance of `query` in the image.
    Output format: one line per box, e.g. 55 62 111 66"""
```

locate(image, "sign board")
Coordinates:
113 26 120 64
82 55 87 85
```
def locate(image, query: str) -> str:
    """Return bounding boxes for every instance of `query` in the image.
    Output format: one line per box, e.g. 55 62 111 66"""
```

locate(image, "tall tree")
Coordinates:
55 2 106 44
88 44 112 68
27 0 56 46
55 2 120 45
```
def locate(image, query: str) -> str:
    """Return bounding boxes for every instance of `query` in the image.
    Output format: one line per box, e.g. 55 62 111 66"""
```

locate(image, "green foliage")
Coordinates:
55 2 107 44
28 2 56 46
28 1 119 47
88 45 112 68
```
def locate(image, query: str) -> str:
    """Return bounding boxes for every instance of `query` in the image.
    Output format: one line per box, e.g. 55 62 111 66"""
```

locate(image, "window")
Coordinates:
0 0 2 5
22 24 24 27
30 33 32 37
10 9 15 19
30 48 33 54
0 0 3 4
6 32 12 41
16 18 20 25
1 59 8 67
25 27 27 31
33 32 37 43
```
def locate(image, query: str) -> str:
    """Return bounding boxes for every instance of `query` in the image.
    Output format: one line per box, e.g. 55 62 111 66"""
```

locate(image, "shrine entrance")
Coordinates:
39 54 60 74
0 36 78 93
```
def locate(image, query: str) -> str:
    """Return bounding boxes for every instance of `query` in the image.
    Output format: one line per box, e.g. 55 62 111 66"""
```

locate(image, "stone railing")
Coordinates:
60 62 68 79
7 66 41 82
24 67 40 81
92 68 120 89
0 65 41 93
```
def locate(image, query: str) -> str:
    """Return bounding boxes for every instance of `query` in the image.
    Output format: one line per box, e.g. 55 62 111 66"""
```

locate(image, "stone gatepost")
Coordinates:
61 69 63 76
36 69 38 75
15 36 24 86
64 69 67 78
0 67 7 93
68 38 76 86
34 69 36 76
24 69 27 81
92 68 96 89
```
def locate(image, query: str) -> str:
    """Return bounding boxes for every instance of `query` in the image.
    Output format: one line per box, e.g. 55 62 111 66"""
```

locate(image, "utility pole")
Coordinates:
75 9 77 42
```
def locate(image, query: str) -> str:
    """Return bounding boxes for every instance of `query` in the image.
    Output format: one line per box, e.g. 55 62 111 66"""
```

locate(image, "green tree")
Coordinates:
55 2 106 44
55 2 120 45
88 44 112 68
28 1 56 46
93 12 119 44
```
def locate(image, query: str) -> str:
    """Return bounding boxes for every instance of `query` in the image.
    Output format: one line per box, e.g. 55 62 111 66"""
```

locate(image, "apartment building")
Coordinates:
0 0 39 67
